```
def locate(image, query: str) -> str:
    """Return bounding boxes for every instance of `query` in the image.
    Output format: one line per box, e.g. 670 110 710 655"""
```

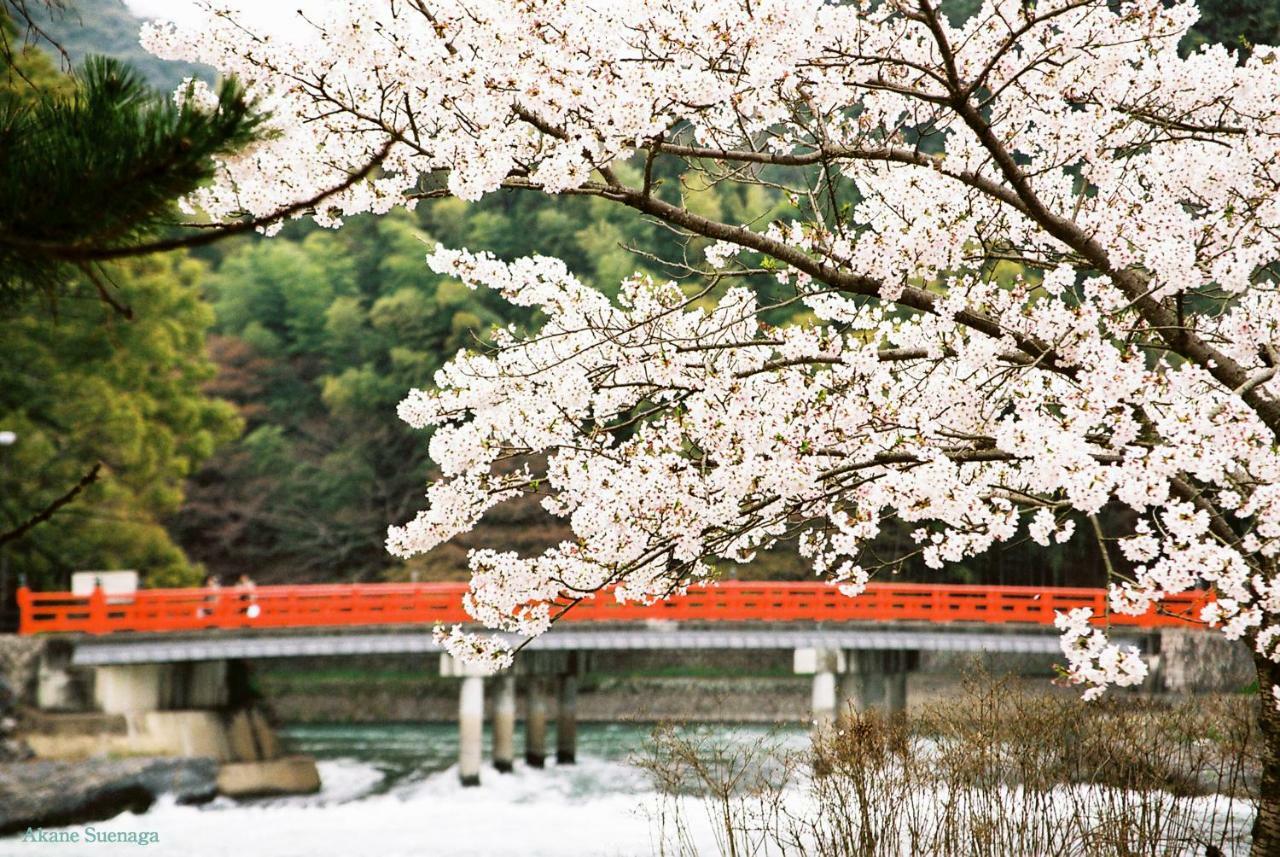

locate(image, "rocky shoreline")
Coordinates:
0 756 217 836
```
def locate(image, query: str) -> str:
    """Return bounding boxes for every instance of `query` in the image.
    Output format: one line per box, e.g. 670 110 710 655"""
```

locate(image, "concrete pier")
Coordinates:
92 661 231 715
885 652 907 715
837 670 860 725
458 675 484 786
811 669 836 729
492 672 515 773
11 651 319 797
556 673 577 765
848 650 887 713
794 648 843 729
525 677 548 768
839 650 914 716
441 654 492 787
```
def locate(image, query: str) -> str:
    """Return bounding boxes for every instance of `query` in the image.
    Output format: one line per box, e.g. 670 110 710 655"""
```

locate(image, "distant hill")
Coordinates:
33 0 213 91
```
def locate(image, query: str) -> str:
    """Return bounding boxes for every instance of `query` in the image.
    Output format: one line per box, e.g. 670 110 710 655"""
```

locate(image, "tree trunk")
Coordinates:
1253 656 1280 856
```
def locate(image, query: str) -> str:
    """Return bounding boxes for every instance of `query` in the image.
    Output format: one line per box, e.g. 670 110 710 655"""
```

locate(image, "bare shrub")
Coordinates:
638 678 1258 857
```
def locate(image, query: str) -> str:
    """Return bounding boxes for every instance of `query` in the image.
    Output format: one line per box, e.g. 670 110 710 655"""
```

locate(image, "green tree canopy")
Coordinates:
0 252 240 588
0 7 249 597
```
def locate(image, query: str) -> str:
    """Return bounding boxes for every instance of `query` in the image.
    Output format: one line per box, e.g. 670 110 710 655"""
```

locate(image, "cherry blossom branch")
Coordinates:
911 0 1280 432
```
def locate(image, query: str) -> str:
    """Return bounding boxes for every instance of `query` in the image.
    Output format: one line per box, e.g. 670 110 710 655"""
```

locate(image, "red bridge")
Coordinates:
25 580 1212 788
16 581 1210 636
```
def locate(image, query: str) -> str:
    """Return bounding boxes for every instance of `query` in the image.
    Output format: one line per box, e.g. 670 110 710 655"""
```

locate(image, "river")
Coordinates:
0 723 806 857
1 720 1256 856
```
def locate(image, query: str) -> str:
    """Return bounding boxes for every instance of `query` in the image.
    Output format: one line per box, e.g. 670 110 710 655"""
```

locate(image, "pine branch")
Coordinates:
0 57 272 306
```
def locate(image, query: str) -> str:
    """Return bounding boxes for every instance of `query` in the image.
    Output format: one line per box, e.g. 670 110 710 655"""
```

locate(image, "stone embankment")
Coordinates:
0 757 216 836
258 636 1256 725
0 635 321 834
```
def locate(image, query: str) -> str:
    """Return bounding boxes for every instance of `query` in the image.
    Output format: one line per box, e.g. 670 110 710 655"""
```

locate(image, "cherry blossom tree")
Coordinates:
143 0 1280 845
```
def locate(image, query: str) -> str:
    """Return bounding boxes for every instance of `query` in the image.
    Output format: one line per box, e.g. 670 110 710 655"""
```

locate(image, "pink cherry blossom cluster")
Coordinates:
143 0 1280 697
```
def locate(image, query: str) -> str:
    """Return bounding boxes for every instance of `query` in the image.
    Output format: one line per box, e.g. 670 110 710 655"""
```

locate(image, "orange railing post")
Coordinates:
87 584 107 635
15 585 30 635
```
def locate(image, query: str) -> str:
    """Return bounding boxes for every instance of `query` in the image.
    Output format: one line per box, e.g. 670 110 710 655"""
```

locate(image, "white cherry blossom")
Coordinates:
142 1 1280 706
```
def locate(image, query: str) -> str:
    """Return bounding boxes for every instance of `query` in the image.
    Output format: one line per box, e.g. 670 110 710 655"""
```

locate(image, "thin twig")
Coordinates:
0 461 102 546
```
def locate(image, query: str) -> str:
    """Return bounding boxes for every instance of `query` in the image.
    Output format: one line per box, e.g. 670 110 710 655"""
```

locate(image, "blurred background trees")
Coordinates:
0 0 259 602
0 252 239 587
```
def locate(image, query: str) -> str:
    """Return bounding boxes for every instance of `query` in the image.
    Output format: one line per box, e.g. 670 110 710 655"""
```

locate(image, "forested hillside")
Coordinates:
172 170 800 583
29 0 210 89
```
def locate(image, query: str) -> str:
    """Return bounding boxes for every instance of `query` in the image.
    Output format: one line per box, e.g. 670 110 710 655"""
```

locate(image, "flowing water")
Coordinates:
1 722 805 857
2 721 1255 856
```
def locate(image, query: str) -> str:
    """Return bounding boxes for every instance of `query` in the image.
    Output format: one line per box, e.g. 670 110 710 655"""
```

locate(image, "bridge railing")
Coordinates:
15 581 1211 636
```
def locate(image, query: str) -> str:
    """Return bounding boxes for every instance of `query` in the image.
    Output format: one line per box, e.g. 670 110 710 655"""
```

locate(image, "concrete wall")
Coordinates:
81 661 278 763
1160 629 1254 693
128 711 233 760
93 661 231 715
0 635 44 703
34 641 91 712
23 705 284 763
19 656 278 766
93 664 165 714
11 649 316 798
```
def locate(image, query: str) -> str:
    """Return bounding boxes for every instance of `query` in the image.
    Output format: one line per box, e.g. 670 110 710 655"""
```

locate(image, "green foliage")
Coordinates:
1186 0 1280 55
0 10 70 98
175 211 512 578
938 0 1279 55
0 15 249 594
0 54 265 306
176 182 802 580
0 253 240 588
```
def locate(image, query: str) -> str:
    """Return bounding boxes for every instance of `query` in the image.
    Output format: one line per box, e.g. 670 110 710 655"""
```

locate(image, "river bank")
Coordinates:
0 636 1258 852
0 756 217 836
265 673 820 723
0 722 732 857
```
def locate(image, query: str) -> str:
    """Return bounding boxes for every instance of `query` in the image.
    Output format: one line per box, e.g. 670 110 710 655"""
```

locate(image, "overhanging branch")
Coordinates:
0 461 101 547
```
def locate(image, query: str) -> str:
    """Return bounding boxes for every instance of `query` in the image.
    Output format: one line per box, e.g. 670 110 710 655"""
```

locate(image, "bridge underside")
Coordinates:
67 623 1140 666
40 622 1171 789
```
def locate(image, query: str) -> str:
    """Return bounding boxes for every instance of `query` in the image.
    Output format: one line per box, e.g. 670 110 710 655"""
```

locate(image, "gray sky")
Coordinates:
124 0 332 33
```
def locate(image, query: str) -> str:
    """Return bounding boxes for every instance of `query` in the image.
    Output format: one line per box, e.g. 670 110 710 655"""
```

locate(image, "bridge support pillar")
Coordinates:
794 648 843 730
1140 653 1165 694
92 661 234 715
441 654 490 787
837 669 864 725
493 672 516 773
885 652 907 715
556 672 577 765
525 676 548 768
458 675 484 786
94 664 166 714
812 670 836 729
844 652 906 716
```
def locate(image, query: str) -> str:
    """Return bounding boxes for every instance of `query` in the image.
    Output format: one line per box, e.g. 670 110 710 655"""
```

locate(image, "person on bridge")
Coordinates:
236 574 260 619
198 575 221 619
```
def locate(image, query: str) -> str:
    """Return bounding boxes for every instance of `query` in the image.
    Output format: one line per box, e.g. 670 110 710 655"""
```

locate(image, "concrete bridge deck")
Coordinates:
65 623 1140 665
